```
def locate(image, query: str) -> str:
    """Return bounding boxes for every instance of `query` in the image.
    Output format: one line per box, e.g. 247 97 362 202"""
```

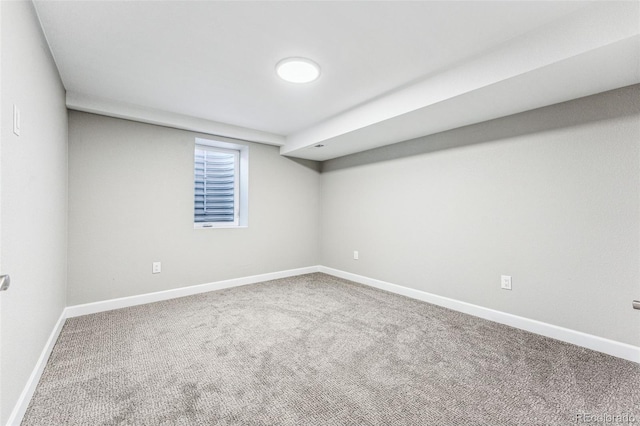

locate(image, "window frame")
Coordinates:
194 138 249 229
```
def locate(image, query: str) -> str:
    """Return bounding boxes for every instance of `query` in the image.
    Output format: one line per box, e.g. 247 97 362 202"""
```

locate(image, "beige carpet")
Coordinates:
23 273 639 425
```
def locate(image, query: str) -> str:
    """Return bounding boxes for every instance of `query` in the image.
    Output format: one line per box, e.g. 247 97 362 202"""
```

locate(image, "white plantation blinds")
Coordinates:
194 145 240 225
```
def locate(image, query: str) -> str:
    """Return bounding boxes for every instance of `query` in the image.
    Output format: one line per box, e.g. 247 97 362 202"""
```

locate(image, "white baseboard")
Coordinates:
65 266 321 318
319 266 640 364
6 310 67 426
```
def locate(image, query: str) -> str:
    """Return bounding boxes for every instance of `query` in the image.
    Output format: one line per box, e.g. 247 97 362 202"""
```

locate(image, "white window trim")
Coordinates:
194 138 249 229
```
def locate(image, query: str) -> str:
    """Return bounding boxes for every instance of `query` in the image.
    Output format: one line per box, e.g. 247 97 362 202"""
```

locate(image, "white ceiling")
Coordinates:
34 1 640 161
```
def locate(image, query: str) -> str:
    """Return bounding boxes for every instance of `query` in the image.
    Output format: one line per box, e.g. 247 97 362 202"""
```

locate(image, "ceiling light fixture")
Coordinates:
276 57 320 83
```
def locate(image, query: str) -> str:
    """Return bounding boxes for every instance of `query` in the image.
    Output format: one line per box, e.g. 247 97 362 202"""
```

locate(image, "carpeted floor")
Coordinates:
23 273 639 425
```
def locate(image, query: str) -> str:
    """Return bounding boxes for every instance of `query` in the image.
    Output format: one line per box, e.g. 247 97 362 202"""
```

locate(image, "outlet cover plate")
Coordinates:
501 275 512 290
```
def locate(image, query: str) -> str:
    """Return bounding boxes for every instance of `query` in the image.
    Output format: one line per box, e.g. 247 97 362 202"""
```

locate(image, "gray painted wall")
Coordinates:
67 111 320 306
0 1 68 423
321 85 640 347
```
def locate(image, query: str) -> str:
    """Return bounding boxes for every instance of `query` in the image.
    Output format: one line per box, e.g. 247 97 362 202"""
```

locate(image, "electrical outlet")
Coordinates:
152 262 162 274
501 275 512 290
353 250 359 260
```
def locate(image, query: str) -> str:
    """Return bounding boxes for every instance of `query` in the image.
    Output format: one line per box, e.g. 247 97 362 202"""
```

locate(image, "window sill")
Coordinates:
194 224 248 230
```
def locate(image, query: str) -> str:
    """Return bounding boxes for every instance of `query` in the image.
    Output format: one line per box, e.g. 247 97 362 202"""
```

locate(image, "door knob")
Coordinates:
633 300 640 310
0 275 10 291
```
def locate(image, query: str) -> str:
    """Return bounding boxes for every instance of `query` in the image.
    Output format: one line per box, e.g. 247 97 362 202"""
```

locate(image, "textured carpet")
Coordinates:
23 273 639 425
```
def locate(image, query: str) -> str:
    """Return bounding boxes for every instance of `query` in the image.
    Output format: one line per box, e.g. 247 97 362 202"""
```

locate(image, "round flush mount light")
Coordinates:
276 57 320 83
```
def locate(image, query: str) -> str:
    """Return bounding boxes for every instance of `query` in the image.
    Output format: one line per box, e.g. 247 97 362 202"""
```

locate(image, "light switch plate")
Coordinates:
13 105 21 136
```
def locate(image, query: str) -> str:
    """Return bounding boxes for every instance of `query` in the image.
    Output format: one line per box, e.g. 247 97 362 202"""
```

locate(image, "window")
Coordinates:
194 138 248 228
